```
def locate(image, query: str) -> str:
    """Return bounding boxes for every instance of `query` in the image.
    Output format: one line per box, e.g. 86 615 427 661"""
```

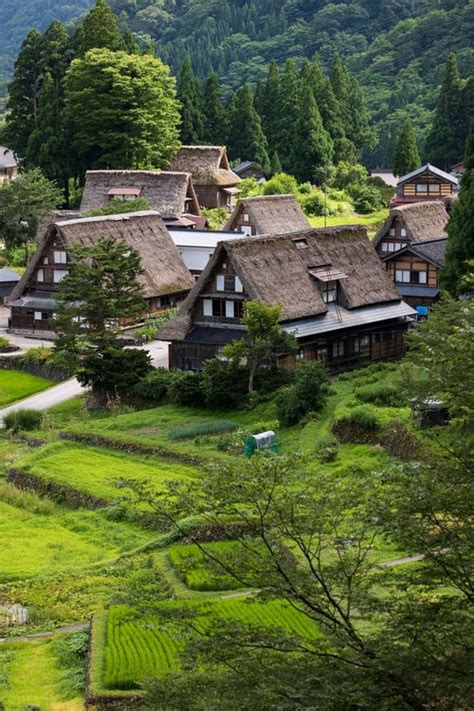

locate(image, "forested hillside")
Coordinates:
1 0 473 165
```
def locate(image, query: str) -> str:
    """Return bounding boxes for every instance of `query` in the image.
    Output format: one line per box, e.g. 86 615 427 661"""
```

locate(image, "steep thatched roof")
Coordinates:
224 194 310 234
159 225 400 341
373 202 449 247
80 170 200 219
11 211 194 302
168 146 241 187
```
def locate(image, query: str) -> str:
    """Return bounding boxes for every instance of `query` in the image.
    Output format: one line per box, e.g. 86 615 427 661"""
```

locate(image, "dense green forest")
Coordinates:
1 0 473 166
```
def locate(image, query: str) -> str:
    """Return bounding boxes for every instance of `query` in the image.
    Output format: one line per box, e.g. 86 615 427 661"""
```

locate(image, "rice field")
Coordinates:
19 440 196 501
168 541 250 591
96 599 319 691
0 370 53 407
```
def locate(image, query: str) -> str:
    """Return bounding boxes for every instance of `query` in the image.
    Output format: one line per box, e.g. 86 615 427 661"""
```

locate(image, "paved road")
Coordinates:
0 378 85 426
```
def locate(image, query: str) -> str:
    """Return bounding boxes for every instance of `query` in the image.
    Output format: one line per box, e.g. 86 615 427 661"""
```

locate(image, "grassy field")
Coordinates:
168 541 250 591
0 640 83 710
308 208 388 236
0 370 53 406
94 599 319 692
19 440 197 502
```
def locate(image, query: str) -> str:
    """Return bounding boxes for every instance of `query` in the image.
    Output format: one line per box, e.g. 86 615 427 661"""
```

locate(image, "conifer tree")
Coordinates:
258 61 282 154
203 72 225 144
427 53 464 170
177 56 205 144
392 118 421 176
270 151 282 175
277 59 301 169
330 56 373 157
5 30 43 158
74 0 124 58
26 73 68 198
292 91 333 183
318 78 354 163
227 85 270 173
442 121 474 295
41 21 71 94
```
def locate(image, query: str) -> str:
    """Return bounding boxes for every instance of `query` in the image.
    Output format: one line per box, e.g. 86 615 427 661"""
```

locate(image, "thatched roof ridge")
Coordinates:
158 225 400 341
373 201 449 247
80 170 200 219
224 194 310 234
169 146 241 187
11 211 194 302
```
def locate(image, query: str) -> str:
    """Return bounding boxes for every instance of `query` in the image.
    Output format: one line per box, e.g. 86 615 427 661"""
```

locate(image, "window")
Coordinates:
416 183 428 194
34 311 48 321
243 213 250 223
225 301 235 318
381 242 400 253
53 269 68 283
203 299 213 316
216 275 225 291
36 269 44 282
361 335 370 348
400 228 407 237
389 228 395 236
235 300 245 319
54 250 67 264
43 257 48 265
321 280 338 303
395 270 410 283
332 341 345 358
235 276 244 293
293 238 308 249
353 337 360 353
212 300 226 318
296 349 305 360
429 183 440 194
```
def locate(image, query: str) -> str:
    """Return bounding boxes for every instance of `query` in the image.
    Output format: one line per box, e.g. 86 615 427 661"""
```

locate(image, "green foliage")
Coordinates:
346 182 385 214
276 361 329 426
77 347 152 401
0 483 54 515
201 359 249 409
355 382 405 407
292 90 333 183
3 408 43 433
442 121 474 295
426 53 465 170
262 172 298 196
167 372 204 407
168 541 251 591
333 405 381 433
82 197 150 217
169 421 237 442
177 56 205 144
132 368 174 402
74 0 124 58
65 48 180 173
226 84 270 172
51 629 88 696
0 369 52 406
391 118 421 176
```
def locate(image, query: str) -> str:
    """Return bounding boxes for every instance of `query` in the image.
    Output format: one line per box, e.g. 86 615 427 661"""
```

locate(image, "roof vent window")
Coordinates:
293 238 308 249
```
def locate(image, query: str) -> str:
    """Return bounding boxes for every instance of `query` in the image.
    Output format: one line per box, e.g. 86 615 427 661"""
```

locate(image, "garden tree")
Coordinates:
64 49 180 175
4 30 43 158
291 90 333 183
392 118 421 176
223 300 297 393
203 72 225 144
442 121 474 295
74 0 124 58
427 53 464 170
25 74 69 199
0 168 63 259
177 56 205 144
226 85 270 174
54 237 151 402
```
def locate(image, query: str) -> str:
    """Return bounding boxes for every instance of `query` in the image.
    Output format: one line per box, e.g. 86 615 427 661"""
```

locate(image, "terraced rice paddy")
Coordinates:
0 370 53 407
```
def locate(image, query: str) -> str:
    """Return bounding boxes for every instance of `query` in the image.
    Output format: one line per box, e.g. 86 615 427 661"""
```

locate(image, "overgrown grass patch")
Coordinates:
92 599 320 692
168 541 250 591
18 440 196 502
0 370 53 406
169 420 237 440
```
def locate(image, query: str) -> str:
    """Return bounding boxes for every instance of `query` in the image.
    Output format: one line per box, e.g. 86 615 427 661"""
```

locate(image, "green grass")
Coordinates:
0 370 53 406
0 499 153 582
168 541 249 591
308 208 388 236
19 440 196 502
0 640 83 710
94 599 319 691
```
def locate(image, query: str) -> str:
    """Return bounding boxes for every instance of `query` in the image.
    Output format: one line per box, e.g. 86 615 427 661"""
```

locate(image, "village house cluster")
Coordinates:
5 148 457 371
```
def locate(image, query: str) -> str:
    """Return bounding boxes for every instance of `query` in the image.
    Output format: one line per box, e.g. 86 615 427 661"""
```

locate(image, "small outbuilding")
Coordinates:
0 268 21 301
0 147 18 184
224 194 310 236
233 161 266 182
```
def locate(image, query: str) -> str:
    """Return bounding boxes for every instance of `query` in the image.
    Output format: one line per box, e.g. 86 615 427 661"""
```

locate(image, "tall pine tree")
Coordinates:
203 72 225 145
330 56 373 158
258 61 282 155
442 121 474 295
277 59 301 170
5 30 43 158
427 53 464 170
392 118 421 176
177 56 205 144
227 85 270 172
74 0 124 58
292 91 333 183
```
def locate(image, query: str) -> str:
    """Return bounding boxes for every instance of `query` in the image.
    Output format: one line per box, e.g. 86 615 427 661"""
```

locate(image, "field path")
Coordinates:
0 621 90 644
0 378 85 425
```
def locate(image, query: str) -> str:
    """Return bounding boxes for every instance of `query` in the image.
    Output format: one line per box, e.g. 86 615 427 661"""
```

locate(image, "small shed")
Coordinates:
0 267 21 300
411 398 450 428
244 430 279 456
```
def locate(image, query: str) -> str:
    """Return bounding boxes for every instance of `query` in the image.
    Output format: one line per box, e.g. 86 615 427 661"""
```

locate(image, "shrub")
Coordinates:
132 367 174 402
355 382 405 407
4 408 43 432
168 371 204 406
337 406 380 431
262 172 298 196
0 336 13 352
277 361 329 426
301 190 333 217
78 347 152 399
82 196 150 217
19 346 54 366
169 421 237 441
315 433 339 463
346 182 385 214
332 406 381 443
201 358 249 409
254 365 293 394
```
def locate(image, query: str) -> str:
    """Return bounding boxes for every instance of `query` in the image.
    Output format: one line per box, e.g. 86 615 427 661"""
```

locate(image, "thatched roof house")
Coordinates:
159 225 415 372
9 211 194 338
0 146 18 183
224 194 310 236
373 201 449 256
80 170 201 227
168 146 241 209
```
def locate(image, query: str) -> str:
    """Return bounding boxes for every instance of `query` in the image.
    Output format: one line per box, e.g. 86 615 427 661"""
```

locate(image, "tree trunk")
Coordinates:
248 361 257 394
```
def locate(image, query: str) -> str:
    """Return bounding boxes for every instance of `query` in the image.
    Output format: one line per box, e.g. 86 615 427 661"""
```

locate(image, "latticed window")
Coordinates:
321 280 338 303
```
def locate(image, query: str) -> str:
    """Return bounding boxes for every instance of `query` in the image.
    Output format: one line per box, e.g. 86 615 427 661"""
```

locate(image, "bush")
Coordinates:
337 407 380 431
355 382 405 407
168 371 204 406
78 347 152 400
300 190 333 217
346 182 385 214
277 361 329 426
262 172 299 196
132 367 174 402
315 433 339 463
332 406 381 443
4 408 43 432
201 358 249 409
169 421 237 441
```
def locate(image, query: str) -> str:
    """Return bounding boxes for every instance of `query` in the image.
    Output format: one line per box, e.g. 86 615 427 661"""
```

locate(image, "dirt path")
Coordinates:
0 621 89 644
